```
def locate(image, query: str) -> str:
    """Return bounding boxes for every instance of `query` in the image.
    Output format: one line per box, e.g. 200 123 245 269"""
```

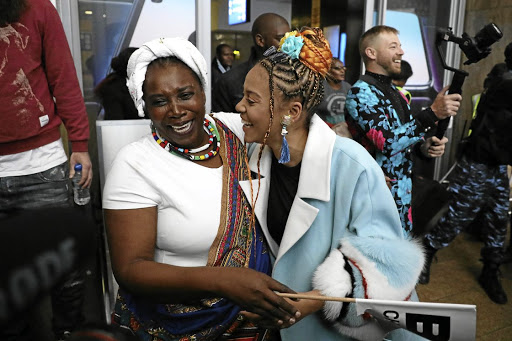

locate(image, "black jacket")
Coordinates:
211 58 224 96
95 75 140 120
211 47 260 113
466 71 512 165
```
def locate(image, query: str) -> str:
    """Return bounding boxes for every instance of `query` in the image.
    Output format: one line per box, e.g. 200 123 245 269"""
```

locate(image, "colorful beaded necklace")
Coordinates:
152 119 221 161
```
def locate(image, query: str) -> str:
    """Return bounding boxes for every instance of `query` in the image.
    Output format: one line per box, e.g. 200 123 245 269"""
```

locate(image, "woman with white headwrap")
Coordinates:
102 37 299 341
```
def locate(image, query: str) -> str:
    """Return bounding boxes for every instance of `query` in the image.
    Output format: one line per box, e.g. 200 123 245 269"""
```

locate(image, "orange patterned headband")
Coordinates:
277 27 332 76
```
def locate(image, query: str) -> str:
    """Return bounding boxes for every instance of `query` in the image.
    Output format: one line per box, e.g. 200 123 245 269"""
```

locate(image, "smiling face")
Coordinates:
328 59 346 82
235 65 284 145
143 59 207 149
372 31 404 78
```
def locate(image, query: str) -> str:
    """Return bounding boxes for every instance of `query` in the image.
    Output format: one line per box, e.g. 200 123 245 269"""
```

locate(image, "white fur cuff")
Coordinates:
339 236 424 300
312 249 352 321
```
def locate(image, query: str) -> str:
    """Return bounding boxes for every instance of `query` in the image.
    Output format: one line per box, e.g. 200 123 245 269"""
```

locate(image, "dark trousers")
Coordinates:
0 162 85 339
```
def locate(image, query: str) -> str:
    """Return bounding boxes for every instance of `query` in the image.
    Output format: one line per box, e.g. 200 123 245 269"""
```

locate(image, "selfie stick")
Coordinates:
434 23 502 139
434 30 469 139
434 70 468 140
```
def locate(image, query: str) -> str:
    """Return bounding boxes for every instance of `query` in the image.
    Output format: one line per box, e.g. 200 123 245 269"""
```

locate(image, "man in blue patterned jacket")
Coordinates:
345 25 462 237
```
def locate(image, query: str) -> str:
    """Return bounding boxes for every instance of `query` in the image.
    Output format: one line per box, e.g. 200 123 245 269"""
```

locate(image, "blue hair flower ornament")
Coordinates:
278 31 304 60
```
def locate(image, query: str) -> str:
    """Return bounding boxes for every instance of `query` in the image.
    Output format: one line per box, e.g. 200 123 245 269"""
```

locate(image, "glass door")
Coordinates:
78 0 143 101
77 0 197 102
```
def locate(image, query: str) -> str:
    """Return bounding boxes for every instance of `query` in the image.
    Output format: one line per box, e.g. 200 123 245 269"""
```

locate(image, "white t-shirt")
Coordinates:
102 133 224 267
0 139 67 177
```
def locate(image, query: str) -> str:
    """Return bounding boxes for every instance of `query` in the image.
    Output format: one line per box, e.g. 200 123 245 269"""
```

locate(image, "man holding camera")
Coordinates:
419 42 512 304
345 25 462 237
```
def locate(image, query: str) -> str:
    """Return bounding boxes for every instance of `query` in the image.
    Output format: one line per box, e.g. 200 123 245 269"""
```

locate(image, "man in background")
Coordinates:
317 58 352 126
392 59 413 104
212 12 290 113
211 43 234 97
345 25 461 237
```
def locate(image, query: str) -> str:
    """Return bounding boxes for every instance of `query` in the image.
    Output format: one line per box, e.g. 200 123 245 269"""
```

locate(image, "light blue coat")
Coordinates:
216 113 424 341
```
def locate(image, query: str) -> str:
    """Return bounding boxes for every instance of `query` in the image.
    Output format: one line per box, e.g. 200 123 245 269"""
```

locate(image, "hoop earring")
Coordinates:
279 115 292 164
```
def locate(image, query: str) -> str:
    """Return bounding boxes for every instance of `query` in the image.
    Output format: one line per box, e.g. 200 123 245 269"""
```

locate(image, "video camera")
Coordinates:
438 23 503 66
434 22 502 138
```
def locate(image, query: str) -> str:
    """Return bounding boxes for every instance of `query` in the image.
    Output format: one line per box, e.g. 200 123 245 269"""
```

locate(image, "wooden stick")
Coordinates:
277 293 356 303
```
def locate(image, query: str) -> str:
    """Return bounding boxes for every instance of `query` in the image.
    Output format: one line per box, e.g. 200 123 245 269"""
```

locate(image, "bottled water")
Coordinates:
72 163 90 205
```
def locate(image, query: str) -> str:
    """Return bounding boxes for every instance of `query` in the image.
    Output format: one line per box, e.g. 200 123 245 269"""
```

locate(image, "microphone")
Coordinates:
0 207 97 325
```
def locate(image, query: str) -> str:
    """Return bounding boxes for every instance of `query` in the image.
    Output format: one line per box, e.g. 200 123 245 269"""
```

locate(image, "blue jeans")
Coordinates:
0 161 71 213
0 162 85 339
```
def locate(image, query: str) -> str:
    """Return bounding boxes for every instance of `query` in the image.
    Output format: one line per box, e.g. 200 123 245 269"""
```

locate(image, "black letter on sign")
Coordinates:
405 313 450 341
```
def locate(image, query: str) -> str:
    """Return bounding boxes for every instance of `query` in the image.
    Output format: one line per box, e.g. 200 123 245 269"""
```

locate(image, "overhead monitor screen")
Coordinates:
229 0 250 25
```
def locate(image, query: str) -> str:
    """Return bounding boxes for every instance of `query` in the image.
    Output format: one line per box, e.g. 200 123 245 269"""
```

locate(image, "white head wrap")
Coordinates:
126 37 208 117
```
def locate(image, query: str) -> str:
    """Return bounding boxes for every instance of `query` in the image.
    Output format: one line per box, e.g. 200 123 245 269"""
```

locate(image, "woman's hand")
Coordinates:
239 290 323 329
214 267 301 326
106 208 299 324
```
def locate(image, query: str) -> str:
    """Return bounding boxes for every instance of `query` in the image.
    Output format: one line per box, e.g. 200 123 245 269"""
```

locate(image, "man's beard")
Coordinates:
385 59 402 79
389 70 401 79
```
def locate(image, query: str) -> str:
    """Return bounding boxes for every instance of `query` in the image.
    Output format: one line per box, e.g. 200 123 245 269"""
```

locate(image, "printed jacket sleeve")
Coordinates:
42 1 89 152
345 81 432 158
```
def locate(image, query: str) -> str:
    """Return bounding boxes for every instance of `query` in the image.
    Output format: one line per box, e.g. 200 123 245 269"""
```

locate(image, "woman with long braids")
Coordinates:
102 37 300 341
216 27 425 340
